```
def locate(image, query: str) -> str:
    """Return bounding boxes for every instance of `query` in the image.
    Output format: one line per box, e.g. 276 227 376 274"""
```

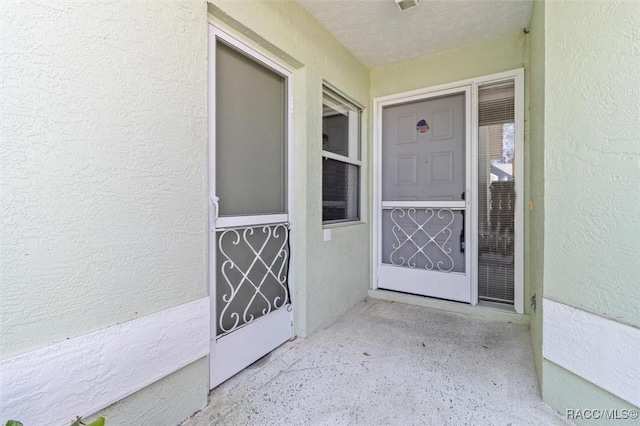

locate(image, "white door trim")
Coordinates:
208 21 295 389
372 68 525 313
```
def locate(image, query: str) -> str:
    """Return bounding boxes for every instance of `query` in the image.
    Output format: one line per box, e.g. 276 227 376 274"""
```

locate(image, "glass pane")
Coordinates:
216 224 290 336
322 158 359 222
322 100 350 157
322 91 360 160
216 42 286 216
381 208 465 273
478 81 515 304
381 93 465 202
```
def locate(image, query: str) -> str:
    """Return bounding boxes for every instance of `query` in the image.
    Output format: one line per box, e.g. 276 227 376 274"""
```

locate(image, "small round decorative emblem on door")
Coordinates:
416 119 430 133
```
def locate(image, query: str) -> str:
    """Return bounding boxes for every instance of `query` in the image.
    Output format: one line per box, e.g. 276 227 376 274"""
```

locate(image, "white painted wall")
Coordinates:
1 0 209 422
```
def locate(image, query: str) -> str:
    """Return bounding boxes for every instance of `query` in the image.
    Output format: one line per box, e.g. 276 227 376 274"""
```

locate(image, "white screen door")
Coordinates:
209 26 293 389
378 88 471 303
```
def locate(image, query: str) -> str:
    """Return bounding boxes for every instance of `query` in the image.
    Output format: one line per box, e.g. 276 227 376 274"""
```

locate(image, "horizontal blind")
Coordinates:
477 80 516 305
478 82 515 127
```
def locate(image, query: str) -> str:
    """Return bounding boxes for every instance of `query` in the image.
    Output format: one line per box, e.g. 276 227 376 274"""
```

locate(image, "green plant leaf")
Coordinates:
86 418 105 426
6 421 24 426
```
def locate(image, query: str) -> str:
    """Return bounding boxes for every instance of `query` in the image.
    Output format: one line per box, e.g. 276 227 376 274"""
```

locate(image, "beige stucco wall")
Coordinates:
209 0 371 337
1 0 209 422
527 0 545 388
541 0 640 416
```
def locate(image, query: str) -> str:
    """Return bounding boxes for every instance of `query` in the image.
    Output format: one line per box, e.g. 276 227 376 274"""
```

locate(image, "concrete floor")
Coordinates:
189 299 570 426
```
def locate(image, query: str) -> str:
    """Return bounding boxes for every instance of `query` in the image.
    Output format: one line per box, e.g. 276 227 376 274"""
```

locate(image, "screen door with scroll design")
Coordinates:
209 26 293 388
378 89 471 303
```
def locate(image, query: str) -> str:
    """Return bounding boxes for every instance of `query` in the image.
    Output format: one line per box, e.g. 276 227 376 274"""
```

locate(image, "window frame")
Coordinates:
321 85 363 226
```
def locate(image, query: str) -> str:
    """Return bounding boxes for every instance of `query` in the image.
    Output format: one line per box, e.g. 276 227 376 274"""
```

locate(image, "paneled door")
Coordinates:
377 88 471 302
209 26 293 388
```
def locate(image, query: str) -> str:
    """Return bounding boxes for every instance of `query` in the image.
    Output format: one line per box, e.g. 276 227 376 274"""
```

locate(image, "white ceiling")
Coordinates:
297 0 533 67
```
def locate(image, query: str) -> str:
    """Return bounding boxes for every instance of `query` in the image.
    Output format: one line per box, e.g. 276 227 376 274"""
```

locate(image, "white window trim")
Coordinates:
322 85 363 226
371 68 525 314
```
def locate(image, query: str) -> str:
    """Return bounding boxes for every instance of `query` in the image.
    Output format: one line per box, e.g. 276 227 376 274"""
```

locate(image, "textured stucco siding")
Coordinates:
1 0 209 422
544 0 640 328
541 0 640 417
86 358 208 426
1 0 209 358
371 31 528 98
210 0 371 337
543 360 639 421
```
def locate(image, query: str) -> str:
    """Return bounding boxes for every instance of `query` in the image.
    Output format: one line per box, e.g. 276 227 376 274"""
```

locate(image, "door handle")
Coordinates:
209 195 220 224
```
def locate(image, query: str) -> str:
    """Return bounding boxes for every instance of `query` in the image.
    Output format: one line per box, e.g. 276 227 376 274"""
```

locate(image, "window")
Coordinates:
477 80 517 305
322 86 361 224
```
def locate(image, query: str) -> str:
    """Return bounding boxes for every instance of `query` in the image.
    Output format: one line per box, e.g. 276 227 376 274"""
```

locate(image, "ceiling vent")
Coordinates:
395 0 420 11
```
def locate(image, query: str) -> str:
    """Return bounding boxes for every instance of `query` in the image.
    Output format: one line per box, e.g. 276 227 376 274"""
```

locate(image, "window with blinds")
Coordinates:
477 81 516 305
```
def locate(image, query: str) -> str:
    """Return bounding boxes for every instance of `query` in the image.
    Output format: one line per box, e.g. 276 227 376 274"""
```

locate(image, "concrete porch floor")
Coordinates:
189 299 569 425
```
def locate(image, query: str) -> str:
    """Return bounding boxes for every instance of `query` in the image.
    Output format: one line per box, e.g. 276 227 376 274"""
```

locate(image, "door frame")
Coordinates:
207 21 296 388
372 68 525 314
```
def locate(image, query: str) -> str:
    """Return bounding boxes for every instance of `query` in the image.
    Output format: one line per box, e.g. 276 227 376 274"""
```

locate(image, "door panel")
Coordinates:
379 91 470 302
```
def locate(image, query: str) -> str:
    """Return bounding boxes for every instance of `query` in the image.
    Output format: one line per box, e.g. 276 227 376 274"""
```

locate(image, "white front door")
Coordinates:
377 88 471 303
209 26 293 388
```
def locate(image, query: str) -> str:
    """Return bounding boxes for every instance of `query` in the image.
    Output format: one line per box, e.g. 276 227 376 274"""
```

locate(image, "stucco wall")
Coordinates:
527 0 545 389
209 0 371 336
371 31 528 98
1 0 209 422
543 360 639 421
541 0 640 415
86 358 208 426
543 0 640 329
1 0 208 358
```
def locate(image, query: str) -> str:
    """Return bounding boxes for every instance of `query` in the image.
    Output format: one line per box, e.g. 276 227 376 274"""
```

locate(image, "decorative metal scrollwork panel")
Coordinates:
216 223 290 337
381 208 465 273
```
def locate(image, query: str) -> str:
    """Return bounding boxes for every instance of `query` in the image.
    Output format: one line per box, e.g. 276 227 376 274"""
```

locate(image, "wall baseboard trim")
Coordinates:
543 298 640 407
0 297 210 425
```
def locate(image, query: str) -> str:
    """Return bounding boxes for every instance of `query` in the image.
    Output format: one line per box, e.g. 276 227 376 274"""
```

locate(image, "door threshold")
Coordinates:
477 300 517 313
368 289 528 324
